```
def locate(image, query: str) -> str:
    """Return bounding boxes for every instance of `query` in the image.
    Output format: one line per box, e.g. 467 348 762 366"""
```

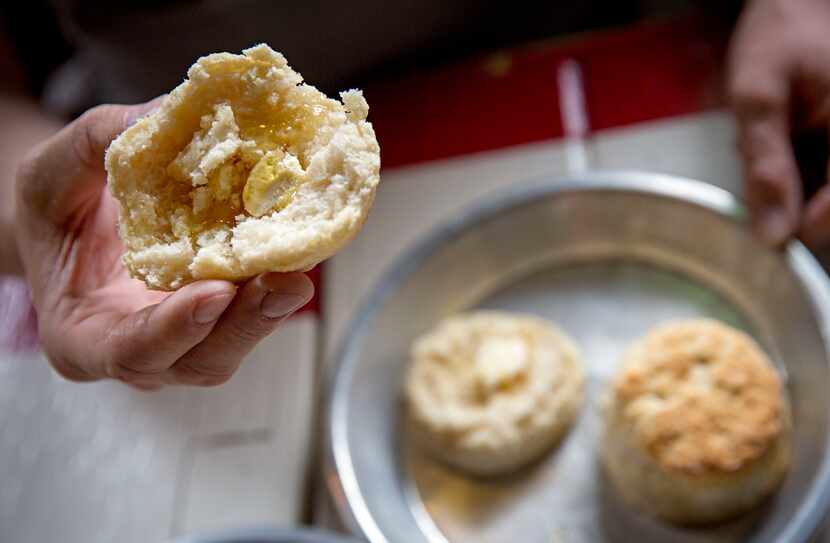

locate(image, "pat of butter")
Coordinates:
242 151 304 217
474 337 528 393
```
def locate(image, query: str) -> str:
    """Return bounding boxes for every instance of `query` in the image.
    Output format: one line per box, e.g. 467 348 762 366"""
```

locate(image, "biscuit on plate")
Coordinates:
405 311 585 476
601 319 791 524
105 44 380 290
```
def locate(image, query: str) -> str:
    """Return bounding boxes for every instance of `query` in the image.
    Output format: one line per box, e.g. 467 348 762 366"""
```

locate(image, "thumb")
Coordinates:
16 98 164 228
124 95 166 128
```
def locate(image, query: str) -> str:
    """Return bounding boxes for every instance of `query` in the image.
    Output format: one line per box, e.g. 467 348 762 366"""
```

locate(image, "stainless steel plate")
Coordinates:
170 527 362 543
325 173 830 543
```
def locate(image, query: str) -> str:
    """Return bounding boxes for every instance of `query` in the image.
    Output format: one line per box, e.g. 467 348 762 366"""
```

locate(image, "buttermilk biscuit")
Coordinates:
105 44 380 290
405 311 585 476
601 319 791 524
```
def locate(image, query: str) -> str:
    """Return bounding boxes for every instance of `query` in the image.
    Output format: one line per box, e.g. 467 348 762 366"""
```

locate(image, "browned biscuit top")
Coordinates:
613 319 784 474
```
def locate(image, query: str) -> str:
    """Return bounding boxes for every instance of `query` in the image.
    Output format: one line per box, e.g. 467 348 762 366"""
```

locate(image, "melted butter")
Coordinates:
195 158 248 227
474 337 529 399
236 102 323 167
243 151 300 217
163 99 326 242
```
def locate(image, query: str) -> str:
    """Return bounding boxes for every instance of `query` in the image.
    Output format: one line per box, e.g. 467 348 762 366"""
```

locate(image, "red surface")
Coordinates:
300 265 322 315
580 18 726 131
366 14 727 171
365 48 566 169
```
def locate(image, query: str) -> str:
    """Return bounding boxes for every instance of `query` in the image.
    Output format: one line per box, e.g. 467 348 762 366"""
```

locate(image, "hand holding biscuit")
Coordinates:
14 102 314 389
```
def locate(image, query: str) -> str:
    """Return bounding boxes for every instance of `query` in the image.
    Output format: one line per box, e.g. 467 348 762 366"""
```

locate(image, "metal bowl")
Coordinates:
169 527 362 543
325 172 830 543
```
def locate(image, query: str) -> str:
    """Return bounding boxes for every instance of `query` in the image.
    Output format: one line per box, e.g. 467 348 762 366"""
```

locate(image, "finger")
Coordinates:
739 113 803 247
727 25 803 247
16 100 163 229
171 272 313 386
48 351 99 383
102 280 236 384
730 80 801 246
124 95 166 128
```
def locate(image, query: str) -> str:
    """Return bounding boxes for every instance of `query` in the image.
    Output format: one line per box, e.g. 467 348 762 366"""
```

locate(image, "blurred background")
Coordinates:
0 1 787 542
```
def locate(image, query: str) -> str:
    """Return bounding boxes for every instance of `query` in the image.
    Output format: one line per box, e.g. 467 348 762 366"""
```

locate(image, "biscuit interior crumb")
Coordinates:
159 77 328 244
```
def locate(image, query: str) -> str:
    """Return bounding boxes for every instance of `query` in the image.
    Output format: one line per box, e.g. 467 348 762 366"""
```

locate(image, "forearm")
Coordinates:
0 94 62 276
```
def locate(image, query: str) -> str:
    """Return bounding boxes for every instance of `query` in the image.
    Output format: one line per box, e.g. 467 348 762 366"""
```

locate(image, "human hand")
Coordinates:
728 0 830 248
14 101 314 389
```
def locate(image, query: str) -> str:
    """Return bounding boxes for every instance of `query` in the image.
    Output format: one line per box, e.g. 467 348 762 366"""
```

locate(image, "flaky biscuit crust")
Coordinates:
106 45 380 290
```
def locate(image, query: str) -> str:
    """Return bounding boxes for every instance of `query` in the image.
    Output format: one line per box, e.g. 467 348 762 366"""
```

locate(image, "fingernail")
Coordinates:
756 208 792 246
261 293 307 319
193 293 234 324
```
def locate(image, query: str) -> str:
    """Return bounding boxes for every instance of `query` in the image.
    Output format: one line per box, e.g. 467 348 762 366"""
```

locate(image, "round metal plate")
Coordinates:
170 527 362 543
325 172 830 543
